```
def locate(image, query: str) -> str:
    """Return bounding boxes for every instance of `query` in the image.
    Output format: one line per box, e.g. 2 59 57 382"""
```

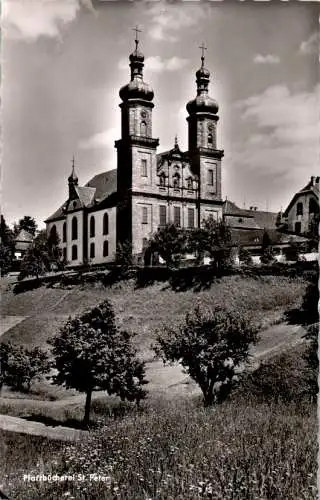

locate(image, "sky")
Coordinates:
1 0 319 228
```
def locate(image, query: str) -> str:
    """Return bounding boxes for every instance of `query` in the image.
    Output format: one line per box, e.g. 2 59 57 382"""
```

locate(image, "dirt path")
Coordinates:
0 414 88 441
0 316 27 337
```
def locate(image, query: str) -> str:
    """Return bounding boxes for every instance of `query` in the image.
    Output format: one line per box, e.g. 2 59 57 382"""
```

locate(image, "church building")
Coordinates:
45 35 225 265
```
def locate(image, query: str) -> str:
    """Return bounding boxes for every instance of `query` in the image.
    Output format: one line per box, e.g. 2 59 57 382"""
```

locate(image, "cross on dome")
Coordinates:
132 25 142 50
199 43 207 66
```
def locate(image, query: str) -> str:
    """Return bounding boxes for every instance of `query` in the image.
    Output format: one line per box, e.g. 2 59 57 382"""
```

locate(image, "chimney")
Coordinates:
315 176 319 184
310 176 315 185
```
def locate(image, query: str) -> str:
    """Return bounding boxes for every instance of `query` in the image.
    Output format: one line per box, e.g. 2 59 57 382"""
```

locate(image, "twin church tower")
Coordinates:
45 33 224 265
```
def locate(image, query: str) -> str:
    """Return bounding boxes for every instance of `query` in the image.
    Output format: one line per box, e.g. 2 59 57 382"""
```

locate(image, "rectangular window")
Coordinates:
71 245 77 261
174 206 181 227
159 205 167 227
188 208 195 229
141 159 148 177
103 240 109 257
208 169 214 186
142 206 148 224
90 242 95 259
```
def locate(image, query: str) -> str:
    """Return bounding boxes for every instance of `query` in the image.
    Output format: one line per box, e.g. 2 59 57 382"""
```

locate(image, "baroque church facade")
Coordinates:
45 37 225 265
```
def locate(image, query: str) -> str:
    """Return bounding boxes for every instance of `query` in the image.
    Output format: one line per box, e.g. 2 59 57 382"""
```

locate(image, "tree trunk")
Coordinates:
83 388 92 428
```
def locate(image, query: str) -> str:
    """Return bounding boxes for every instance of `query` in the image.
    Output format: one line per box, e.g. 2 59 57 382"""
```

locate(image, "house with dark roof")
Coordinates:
282 176 319 235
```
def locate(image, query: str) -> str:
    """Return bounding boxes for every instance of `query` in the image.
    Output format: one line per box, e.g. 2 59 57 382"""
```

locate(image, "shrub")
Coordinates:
238 246 253 265
154 304 259 406
0 342 50 392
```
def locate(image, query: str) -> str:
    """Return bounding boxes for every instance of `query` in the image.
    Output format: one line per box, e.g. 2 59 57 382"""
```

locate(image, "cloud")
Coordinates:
118 55 188 72
145 2 209 42
253 54 280 64
299 32 320 55
78 128 117 150
2 0 93 40
231 84 319 180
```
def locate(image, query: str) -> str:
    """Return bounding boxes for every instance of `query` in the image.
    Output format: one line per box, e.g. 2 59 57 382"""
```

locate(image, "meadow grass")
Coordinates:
0 397 316 499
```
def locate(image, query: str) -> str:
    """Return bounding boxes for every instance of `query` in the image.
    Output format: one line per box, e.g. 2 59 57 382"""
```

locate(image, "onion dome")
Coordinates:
119 35 154 102
187 94 219 115
186 47 219 115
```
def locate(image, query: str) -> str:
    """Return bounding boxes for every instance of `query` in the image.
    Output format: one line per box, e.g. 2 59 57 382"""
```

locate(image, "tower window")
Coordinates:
140 121 147 136
141 159 148 177
208 169 215 187
142 206 148 224
103 240 109 257
71 216 78 240
187 178 193 190
296 202 303 216
159 205 167 227
62 222 66 243
159 174 166 187
174 206 181 227
208 133 213 146
89 215 95 238
71 244 78 260
103 213 109 235
188 208 195 229
173 173 180 190
90 242 95 259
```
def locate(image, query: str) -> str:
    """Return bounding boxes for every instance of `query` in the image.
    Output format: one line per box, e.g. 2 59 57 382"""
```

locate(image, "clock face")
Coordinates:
141 110 147 119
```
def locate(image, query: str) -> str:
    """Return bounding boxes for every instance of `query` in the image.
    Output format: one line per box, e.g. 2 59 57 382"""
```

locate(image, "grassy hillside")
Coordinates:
1 275 306 353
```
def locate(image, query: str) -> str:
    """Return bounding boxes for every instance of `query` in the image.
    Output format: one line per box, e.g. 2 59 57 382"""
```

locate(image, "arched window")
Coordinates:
140 121 147 136
71 217 78 240
208 133 213 145
63 247 67 262
90 242 95 259
62 222 66 243
296 202 303 216
49 225 57 241
90 216 95 238
103 213 109 235
103 240 109 257
187 177 193 190
72 245 77 260
173 173 180 190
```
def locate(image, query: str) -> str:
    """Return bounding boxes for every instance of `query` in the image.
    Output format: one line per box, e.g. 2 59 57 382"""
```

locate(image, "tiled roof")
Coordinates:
45 169 117 222
243 209 278 230
76 186 96 207
85 169 117 201
223 200 277 230
231 228 310 247
14 229 34 243
223 200 251 217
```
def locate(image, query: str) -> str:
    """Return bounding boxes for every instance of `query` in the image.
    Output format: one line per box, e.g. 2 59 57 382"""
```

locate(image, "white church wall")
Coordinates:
66 211 83 265
87 207 116 264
